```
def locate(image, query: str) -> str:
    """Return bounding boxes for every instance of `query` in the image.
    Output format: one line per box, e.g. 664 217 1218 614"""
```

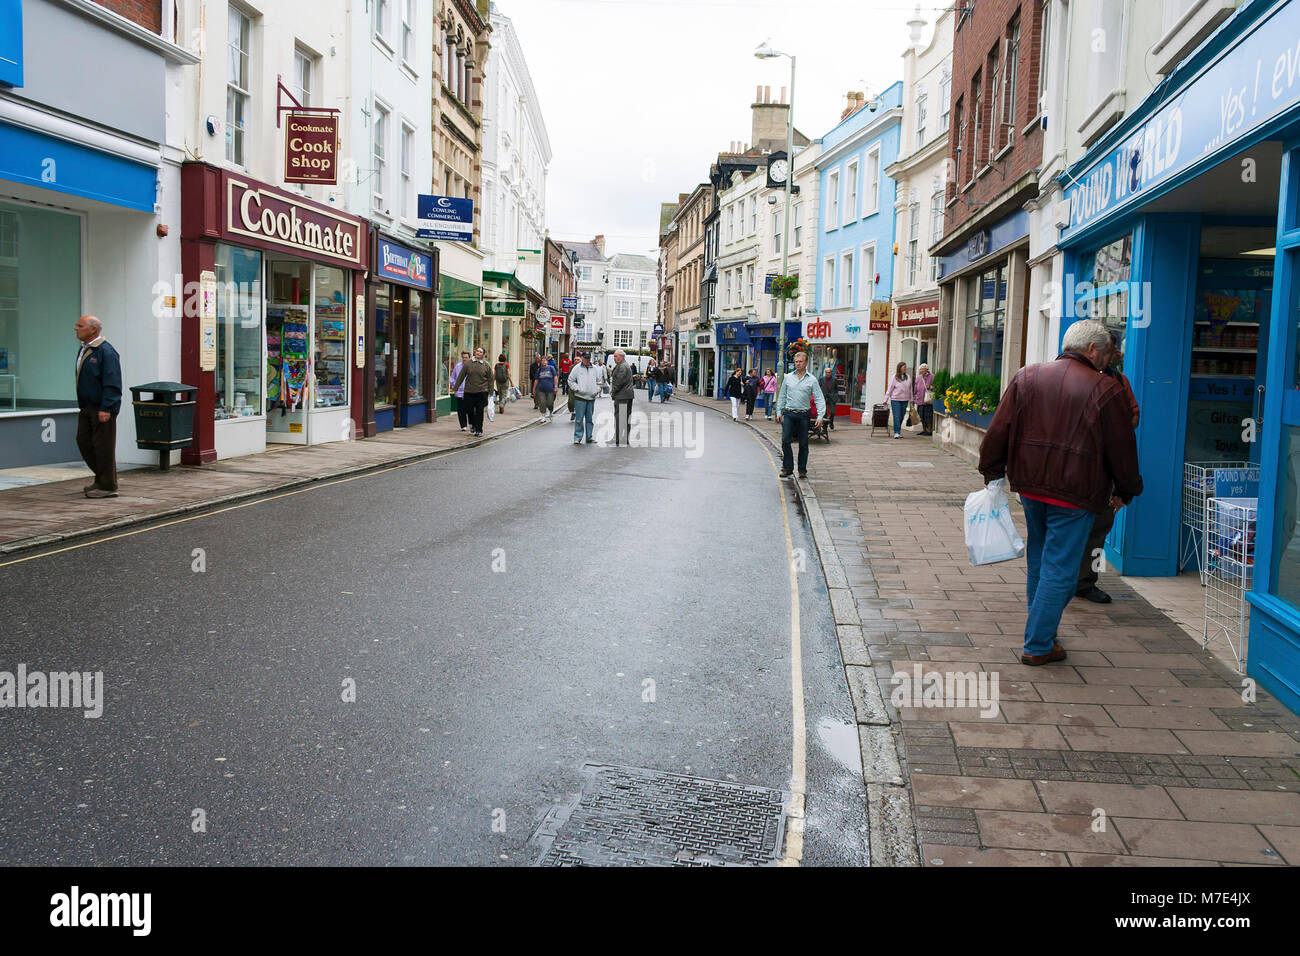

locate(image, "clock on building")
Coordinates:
767 152 789 189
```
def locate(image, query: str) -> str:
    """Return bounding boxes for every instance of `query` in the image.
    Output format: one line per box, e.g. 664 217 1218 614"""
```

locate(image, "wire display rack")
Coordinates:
1202 497 1257 672
1182 461 1253 583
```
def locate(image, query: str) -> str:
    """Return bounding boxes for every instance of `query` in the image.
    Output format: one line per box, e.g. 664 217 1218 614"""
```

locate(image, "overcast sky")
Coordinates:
497 0 941 258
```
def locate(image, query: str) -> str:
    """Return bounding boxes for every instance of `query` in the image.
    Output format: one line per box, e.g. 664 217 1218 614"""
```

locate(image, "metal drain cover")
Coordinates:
532 763 791 867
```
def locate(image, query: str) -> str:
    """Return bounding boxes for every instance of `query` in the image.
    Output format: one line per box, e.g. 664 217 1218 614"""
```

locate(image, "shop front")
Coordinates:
745 320 802 379
804 311 873 422
691 329 715 397
891 297 939 380
370 233 436 432
715 320 750 394
434 275 482 417
1055 0 1300 711
180 164 368 462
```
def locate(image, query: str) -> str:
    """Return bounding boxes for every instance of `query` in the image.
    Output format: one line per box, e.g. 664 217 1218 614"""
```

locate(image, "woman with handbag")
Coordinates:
761 368 778 420
742 370 761 420
886 361 913 439
913 362 935 436
723 367 745 421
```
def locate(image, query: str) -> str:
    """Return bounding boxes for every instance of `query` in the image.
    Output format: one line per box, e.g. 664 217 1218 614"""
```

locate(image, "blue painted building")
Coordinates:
810 82 903 421
1056 0 1300 712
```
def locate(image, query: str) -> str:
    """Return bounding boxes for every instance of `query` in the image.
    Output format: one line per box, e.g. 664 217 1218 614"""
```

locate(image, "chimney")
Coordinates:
593 235 606 257
764 85 771 103
751 93 791 151
779 86 787 104
755 84 763 103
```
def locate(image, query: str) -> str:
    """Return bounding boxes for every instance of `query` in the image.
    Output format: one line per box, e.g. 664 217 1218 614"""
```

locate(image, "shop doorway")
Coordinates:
266 259 349 445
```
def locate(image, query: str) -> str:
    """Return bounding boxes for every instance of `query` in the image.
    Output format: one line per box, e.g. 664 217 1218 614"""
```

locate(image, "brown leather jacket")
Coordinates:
979 351 1142 512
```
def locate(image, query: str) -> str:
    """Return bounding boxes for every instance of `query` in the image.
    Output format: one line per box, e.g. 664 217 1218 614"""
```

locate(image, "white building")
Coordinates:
885 6 952 377
767 138 821 368
716 163 768 379
480 1 550 295
569 236 610 352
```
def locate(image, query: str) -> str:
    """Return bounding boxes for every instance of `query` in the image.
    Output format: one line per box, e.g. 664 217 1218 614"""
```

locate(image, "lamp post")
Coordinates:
755 40 795 379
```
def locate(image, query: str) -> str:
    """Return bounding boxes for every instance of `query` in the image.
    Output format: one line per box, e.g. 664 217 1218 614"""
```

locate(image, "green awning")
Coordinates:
439 274 481 318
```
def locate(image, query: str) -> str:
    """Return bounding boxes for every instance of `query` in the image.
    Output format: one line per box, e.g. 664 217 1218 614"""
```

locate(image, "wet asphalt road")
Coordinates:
0 394 868 866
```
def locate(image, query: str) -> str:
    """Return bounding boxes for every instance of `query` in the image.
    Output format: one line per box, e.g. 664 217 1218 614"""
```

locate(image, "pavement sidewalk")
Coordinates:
678 391 1300 867
0 401 546 556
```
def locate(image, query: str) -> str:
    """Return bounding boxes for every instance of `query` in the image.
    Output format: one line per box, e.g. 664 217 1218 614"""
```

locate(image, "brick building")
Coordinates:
931 0 1046 401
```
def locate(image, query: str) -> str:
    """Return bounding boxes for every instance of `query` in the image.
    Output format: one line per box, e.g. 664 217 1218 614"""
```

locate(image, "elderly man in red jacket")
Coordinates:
979 319 1143 666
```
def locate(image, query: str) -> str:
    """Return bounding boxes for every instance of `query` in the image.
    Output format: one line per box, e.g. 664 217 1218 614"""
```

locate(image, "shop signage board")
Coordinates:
806 313 867 340
653 324 664 335
225 175 363 267
1214 468 1261 498
355 294 366 368
485 299 525 317
0 0 21 87
376 238 433 291
869 300 891 330
550 313 566 331
897 299 940 327
198 271 217 372
562 295 579 310
416 195 474 242
283 113 339 185
1063 0 1300 239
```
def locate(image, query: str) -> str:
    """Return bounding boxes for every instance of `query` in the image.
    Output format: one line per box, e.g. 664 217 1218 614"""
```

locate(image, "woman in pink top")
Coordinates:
761 368 779 420
886 362 912 439
912 362 935 436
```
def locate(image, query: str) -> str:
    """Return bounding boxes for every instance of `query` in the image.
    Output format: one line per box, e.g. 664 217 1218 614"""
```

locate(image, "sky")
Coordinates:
497 0 943 258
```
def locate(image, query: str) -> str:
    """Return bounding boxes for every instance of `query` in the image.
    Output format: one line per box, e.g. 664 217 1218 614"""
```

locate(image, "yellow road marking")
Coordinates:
0 443 477 569
746 426 807 866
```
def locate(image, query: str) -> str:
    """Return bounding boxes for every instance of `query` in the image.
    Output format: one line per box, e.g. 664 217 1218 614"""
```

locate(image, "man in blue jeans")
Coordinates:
978 319 1142 666
566 351 601 444
774 351 827 480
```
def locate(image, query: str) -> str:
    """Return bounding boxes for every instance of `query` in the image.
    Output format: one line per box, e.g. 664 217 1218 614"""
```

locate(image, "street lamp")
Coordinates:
755 40 796 379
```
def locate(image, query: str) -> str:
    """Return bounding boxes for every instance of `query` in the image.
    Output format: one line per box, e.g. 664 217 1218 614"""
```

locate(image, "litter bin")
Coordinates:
131 382 197 471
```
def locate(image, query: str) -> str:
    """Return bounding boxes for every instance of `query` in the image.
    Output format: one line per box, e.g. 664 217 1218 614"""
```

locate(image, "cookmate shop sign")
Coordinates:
224 174 364 268
284 113 339 185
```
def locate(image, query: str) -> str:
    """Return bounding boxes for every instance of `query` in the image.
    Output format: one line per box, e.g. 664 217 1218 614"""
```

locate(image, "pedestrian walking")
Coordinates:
821 362 839 430
978 319 1143 666
761 368 778 420
595 358 609 395
451 350 470 430
913 362 935 436
529 354 542 409
567 352 602 444
774 351 827 480
723 368 744 421
610 348 634 447
74 315 122 498
493 353 514 413
558 353 572 394
886 361 913 439
1074 334 1142 605
743 369 761 420
534 353 558 421
645 358 658 402
658 361 674 400
452 347 494 436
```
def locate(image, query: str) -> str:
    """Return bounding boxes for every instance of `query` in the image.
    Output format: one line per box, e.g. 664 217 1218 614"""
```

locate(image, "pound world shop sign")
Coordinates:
223 173 365 269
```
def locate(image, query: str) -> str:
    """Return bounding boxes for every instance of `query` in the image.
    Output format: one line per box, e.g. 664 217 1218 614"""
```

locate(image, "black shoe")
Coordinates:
1075 586 1112 604
585 438 595 443
798 472 808 480
779 469 793 478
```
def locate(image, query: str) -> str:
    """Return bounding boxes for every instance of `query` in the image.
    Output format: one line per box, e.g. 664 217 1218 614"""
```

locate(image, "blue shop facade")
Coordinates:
1057 0 1300 711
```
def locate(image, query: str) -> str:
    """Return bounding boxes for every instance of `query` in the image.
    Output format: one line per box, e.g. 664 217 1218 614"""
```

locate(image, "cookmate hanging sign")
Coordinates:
284 113 339 185
224 174 363 268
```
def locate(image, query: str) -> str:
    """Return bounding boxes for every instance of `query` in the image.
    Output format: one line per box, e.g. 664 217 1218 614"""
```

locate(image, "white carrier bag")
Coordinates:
963 478 1026 565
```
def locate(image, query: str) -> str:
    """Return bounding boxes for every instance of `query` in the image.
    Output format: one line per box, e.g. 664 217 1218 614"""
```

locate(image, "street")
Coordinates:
0 397 868 866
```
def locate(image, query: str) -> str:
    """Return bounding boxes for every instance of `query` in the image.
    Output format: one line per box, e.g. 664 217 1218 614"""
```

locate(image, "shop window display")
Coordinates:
266 261 312 439
374 285 392 408
313 266 348 409
215 245 263 419
965 265 1006 378
437 317 459 399
408 294 424 401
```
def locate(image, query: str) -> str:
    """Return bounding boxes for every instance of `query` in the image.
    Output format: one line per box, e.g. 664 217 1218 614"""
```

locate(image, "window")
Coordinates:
861 244 876 299
1038 3 1052 110
828 170 840 227
1003 15 1020 143
401 0 415 63
793 202 803 248
374 0 389 42
400 123 414 219
580 266 592 281
930 178 944 243
749 196 757 234
846 160 859 220
915 93 928 148
725 270 733 306
640 301 649 318
225 7 251 166
746 264 755 304
770 298 778 320
971 69 983 171
372 101 389 213
987 45 1000 160
614 329 632 348
639 330 648 350
939 64 951 128
727 205 735 242
641 278 649 292
964 265 1007 377
862 148 879 216
580 294 594 310
773 210 783 254
615 299 634 318
293 46 312 107
954 96 966 183
615 276 634 291
907 202 921 288
822 256 835 308
840 251 854 307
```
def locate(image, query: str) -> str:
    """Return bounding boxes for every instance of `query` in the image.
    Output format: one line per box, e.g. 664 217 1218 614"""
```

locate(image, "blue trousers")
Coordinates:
1019 495 1096 657
572 399 594 441
891 399 909 436
647 380 658 401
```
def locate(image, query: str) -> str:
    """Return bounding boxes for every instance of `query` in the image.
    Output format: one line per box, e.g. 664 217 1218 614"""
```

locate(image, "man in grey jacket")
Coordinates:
610 348 635 447
567 352 602 445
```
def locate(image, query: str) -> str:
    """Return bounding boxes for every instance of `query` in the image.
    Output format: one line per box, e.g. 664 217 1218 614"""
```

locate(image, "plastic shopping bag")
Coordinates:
486 393 496 422
963 478 1025 566
508 385 522 402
